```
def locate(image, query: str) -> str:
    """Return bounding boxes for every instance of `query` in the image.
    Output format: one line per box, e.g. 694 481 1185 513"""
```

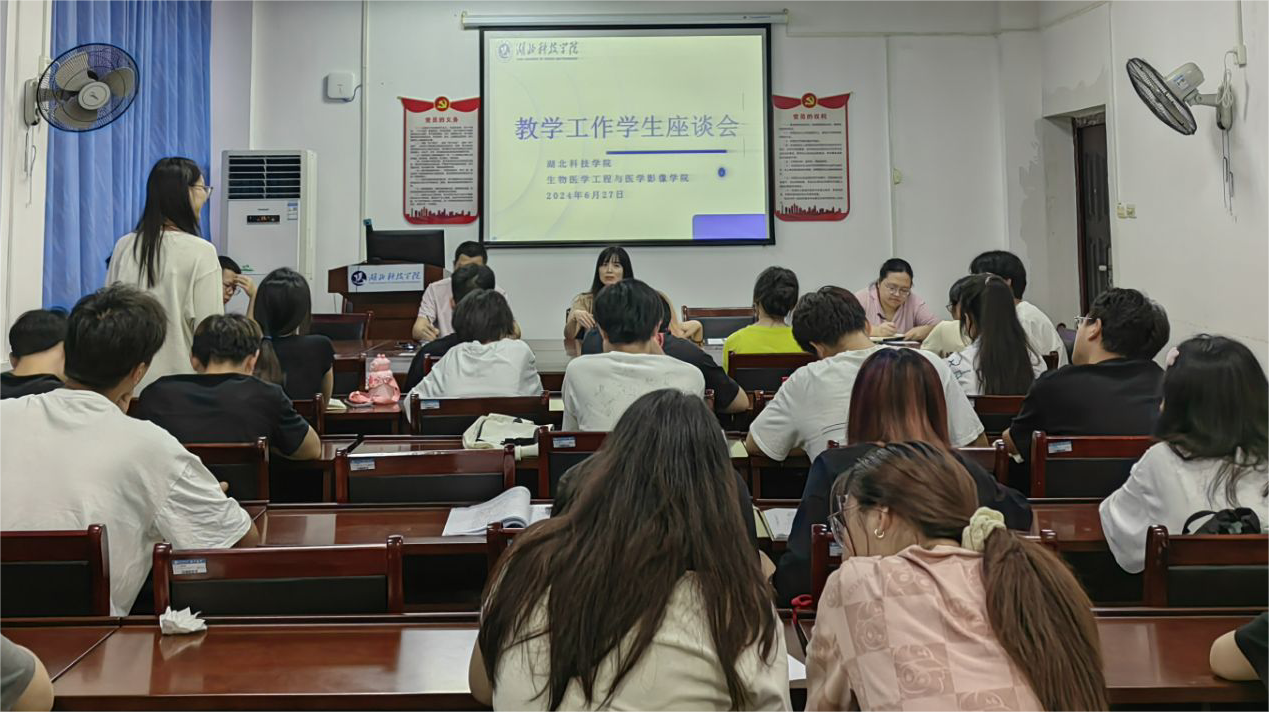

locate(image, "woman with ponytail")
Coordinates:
806 441 1106 711
252 269 333 402
946 273 1046 396
106 157 222 392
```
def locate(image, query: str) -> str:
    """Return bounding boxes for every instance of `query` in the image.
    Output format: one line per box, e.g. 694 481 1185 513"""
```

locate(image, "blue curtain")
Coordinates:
43 0 211 310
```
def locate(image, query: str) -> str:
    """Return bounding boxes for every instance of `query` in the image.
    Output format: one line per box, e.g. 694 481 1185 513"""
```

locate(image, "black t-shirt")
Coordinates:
0 372 63 399
132 373 311 455
1236 613 1269 687
581 330 742 412
404 334 463 392
1008 358 1164 461
773 443 1033 605
271 334 335 401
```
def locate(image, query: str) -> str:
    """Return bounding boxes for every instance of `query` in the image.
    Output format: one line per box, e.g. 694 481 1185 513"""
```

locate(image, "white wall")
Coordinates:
1 0 51 364
209 0 254 251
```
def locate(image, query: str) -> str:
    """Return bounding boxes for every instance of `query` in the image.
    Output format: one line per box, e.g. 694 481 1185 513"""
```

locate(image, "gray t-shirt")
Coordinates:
1 636 36 711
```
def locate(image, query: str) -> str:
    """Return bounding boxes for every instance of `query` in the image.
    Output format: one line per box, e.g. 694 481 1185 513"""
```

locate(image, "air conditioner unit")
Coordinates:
220 150 317 281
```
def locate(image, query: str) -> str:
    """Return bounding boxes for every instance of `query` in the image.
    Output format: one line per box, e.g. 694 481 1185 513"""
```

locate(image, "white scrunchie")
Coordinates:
961 507 1006 552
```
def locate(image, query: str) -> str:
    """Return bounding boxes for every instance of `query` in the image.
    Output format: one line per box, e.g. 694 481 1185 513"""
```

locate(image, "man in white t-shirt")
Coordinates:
745 287 985 463
412 243 508 341
969 250 1068 366
563 279 705 431
1 285 257 615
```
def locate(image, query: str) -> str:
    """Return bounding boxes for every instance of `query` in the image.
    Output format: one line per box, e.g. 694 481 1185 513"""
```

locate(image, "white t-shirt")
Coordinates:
408 339 543 402
946 340 1047 397
106 230 224 392
493 574 791 711
749 345 984 462
1100 442 1269 573
562 351 705 431
1015 300 1068 367
0 389 252 614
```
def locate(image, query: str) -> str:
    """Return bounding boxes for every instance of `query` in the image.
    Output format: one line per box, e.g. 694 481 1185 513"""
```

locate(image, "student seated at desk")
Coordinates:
1004 287 1171 461
563 279 704 431
564 245 702 344
946 274 1046 396
403 264 496 391
1211 613 1268 687
1100 335 1268 573
470 389 790 710
722 266 800 371
854 258 939 341
920 275 974 358
0 285 257 615
745 286 985 463
774 348 1031 605
969 250 1068 366
1 636 53 712
805 442 1106 711
412 241 507 342
253 268 334 402
218 255 256 314
1 309 66 399
133 314 320 460
408 290 542 402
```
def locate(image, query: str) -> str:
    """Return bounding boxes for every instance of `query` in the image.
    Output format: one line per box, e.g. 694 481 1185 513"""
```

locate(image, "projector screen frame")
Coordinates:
478 23 775 249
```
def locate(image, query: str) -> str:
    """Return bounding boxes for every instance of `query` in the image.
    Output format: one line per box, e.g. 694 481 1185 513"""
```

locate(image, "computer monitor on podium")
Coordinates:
365 223 445 267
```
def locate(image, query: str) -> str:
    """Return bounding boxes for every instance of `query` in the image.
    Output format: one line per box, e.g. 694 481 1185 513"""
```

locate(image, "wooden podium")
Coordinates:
328 264 445 341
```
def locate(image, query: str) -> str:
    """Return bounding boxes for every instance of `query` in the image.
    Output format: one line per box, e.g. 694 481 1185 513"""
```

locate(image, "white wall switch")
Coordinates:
325 72 355 100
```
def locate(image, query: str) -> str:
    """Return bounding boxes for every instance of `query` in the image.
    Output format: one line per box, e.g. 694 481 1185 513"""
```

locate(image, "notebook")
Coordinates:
442 486 552 536
758 507 798 541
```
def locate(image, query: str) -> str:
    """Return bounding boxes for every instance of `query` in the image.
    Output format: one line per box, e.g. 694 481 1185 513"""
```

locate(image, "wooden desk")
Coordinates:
1030 501 1105 551
50 622 482 710
326 403 403 435
270 436 358 503
1 625 118 681
257 505 484 555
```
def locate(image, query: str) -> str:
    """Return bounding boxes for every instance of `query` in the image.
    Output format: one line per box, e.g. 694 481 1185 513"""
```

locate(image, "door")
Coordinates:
1074 115 1112 314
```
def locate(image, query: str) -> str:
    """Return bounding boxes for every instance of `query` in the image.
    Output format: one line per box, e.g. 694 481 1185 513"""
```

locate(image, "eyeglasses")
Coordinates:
881 283 911 297
1074 315 1091 328
829 494 859 550
194 184 214 196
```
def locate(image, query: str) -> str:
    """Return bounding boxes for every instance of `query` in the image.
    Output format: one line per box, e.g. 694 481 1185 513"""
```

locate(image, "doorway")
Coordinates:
1074 113 1111 314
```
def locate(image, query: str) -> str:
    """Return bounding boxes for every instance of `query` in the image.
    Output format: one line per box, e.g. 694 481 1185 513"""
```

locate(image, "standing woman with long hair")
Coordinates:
252 268 334 402
106 157 222 391
946 273 1045 396
807 442 1106 711
470 389 790 710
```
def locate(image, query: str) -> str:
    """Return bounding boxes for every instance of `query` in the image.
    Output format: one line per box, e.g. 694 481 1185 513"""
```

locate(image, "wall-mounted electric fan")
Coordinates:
1126 57 1233 135
23 43 139 132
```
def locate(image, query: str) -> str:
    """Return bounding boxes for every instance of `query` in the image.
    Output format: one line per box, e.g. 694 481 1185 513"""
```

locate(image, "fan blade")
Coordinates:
54 99 99 129
104 67 136 98
53 52 92 92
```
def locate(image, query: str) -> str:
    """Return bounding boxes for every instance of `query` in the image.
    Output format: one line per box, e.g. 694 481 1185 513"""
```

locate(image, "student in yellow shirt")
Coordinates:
722 266 801 371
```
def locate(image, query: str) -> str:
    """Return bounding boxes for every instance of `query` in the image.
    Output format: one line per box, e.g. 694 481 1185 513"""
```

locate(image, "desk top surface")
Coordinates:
2 625 117 681
257 505 483 552
1030 501 1106 550
338 338 724 374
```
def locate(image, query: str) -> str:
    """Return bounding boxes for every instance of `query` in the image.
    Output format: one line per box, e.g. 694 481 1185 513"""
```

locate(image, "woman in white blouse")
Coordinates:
106 157 222 392
410 289 541 401
946 273 1045 396
1101 335 1269 573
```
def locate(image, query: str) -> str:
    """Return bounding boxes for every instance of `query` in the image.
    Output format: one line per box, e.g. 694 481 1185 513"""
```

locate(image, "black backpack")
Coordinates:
1182 508 1263 535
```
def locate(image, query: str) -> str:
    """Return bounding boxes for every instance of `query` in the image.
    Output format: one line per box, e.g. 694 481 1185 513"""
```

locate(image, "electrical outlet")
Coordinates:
1125 204 1137 219
1115 202 1128 219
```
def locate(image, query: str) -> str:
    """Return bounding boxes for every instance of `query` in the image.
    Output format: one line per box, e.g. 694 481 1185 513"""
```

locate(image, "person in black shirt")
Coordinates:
1211 613 1268 687
403 263 497 392
580 292 747 414
134 314 319 460
252 268 334 402
774 347 1031 605
1004 287 1171 461
2 309 67 399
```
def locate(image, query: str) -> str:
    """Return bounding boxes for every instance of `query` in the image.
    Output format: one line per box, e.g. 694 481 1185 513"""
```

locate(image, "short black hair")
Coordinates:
947 274 978 307
878 258 913 282
593 279 663 345
218 255 241 274
452 264 496 304
791 286 867 353
8 309 68 360
454 241 487 264
64 285 167 390
1086 288 1170 360
969 250 1027 299
753 266 799 318
453 290 516 343
191 314 262 365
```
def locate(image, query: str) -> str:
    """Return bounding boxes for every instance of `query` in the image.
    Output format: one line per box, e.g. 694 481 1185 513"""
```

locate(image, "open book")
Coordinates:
756 507 798 542
442 486 552 536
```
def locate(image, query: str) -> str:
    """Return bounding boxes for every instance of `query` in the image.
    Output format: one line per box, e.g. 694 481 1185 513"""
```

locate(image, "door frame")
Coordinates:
1072 112 1108 315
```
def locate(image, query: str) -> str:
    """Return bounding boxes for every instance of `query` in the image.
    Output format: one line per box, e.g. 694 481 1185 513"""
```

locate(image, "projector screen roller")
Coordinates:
481 26 773 247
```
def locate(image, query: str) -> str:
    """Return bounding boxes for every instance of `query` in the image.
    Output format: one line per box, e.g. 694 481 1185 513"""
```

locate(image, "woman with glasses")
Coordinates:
805 442 1106 711
106 157 222 392
854 258 939 341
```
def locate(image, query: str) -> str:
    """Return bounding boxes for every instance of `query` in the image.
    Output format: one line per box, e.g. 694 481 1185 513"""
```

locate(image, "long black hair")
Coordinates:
251 268 312 386
959 274 1037 394
132 157 204 288
588 246 633 297
1156 334 1269 503
479 389 778 709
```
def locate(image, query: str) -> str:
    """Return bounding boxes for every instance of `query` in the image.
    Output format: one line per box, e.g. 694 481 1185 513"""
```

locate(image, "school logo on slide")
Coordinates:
351 270 367 286
497 42 512 62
